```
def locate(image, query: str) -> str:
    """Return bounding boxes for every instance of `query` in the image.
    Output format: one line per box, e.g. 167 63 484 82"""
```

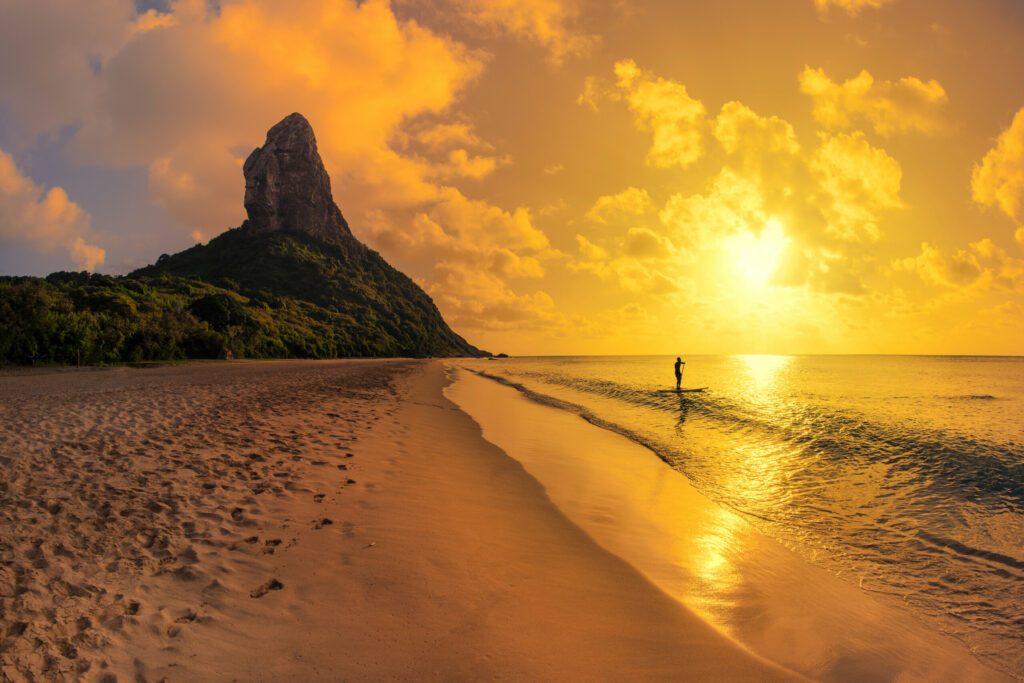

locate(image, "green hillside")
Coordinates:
0 229 483 365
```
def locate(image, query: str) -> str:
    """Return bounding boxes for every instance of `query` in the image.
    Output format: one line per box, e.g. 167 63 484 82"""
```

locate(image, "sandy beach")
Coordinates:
2 1 1021 679
1 359 805 682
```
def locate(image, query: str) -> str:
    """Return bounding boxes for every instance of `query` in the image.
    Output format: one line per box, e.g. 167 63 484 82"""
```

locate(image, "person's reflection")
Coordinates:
675 394 691 430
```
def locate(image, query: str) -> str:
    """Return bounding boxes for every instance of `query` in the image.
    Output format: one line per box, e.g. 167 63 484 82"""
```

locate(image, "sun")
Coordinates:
726 219 790 286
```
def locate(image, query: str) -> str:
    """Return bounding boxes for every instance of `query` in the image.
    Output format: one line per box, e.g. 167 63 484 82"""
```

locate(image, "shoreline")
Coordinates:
0 359 1006 680
446 366 1009 682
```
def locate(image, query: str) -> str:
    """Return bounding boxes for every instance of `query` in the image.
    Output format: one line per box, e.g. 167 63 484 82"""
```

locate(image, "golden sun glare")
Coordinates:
726 220 790 286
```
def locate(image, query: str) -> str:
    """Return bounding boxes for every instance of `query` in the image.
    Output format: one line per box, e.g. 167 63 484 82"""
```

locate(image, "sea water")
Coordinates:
459 355 1024 677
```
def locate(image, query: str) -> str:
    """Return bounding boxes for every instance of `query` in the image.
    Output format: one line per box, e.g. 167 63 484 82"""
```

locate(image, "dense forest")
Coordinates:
0 228 483 366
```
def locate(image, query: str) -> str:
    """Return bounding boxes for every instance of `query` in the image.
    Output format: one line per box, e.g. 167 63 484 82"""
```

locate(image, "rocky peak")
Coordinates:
242 113 351 242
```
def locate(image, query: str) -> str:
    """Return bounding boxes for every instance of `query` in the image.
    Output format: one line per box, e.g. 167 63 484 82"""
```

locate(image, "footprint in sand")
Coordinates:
174 608 198 624
313 493 325 503
250 578 284 598
313 518 333 530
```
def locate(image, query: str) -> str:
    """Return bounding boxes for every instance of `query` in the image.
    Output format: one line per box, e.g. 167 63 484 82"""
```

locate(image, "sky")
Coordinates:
1 0 1023 355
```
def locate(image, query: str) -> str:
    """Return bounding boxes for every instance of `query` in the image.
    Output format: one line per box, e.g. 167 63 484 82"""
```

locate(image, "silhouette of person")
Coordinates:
674 357 685 391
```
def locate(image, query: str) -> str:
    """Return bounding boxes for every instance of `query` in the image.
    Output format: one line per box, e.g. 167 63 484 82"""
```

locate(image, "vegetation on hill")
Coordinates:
0 229 483 366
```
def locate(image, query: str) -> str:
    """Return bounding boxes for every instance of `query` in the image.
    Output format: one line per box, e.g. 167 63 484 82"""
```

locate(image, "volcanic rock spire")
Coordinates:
242 113 352 243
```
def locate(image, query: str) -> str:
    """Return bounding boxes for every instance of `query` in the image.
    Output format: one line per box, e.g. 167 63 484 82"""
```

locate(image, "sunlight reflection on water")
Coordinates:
447 364 1009 681
459 354 1024 677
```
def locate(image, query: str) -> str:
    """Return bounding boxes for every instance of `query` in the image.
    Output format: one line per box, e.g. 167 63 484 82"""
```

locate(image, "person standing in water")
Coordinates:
674 357 685 391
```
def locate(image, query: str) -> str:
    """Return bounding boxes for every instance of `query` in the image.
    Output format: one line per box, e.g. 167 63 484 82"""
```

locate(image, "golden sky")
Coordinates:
1 0 1023 355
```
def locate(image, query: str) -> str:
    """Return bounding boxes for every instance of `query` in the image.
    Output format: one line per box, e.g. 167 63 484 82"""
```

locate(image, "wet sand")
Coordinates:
0 360 797 681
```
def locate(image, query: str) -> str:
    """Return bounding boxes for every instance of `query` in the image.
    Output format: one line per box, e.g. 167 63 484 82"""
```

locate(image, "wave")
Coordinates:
914 530 1024 575
508 369 1024 509
474 366 1024 522
945 394 998 400
471 370 676 469
463 362 1024 681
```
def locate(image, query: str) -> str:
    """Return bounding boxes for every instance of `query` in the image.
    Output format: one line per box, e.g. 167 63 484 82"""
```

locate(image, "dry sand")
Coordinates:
0 359 798 681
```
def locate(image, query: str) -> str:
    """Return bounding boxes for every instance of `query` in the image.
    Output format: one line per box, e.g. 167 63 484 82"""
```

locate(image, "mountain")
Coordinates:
134 113 483 358
0 114 485 364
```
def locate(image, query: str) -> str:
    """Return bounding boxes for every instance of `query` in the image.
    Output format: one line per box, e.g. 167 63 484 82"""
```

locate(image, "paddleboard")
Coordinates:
655 388 707 394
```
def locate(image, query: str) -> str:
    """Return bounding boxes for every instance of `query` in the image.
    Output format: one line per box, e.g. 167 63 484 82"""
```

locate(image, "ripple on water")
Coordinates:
466 355 1024 678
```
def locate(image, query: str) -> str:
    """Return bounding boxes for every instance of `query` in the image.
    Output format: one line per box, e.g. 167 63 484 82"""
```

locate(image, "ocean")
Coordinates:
458 355 1024 677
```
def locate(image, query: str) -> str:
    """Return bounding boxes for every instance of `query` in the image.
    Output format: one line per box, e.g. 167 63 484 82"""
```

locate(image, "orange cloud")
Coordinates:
0 150 105 270
451 0 597 64
132 8 178 33
660 169 767 252
426 263 563 331
577 75 603 111
585 187 654 225
429 149 505 181
572 189 683 294
569 247 679 294
613 59 706 169
412 122 492 151
896 239 1024 292
624 227 673 258
713 101 801 158
972 106 1024 225
810 131 904 242
362 184 557 331
61 0 485 237
799 67 947 136
813 0 895 15
427 187 551 252
649 105 903 293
